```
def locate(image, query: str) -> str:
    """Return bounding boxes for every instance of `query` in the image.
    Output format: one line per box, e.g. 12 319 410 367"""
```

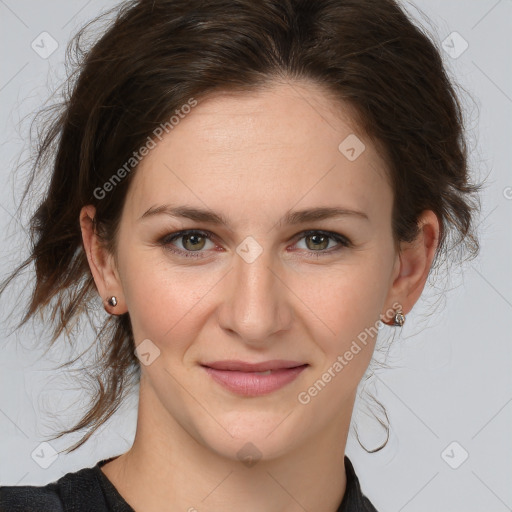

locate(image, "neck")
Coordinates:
101 375 354 512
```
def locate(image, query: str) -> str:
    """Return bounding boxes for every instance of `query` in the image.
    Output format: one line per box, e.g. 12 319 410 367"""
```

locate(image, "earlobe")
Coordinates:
79 205 126 314
382 210 440 322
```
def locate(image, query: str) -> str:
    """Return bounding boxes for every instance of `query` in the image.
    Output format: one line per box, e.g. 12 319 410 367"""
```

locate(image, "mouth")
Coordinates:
200 360 309 396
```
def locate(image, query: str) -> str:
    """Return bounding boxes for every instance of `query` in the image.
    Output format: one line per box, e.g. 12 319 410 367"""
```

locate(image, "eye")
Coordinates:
158 229 352 259
159 230 216 258
292 230 352 258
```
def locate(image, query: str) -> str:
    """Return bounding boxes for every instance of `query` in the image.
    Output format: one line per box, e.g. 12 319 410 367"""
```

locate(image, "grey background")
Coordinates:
0 1 511 511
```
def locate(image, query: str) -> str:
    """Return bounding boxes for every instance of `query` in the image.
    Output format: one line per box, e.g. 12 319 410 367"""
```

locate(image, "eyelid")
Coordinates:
295 229 353 247
158 228 353 258
158 229 216 258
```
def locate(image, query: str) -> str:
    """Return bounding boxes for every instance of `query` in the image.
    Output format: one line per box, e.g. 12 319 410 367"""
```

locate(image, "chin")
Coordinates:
192 411 307 464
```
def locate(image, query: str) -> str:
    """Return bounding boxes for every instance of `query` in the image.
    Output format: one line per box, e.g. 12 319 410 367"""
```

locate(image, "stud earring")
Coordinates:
393 308 405 327
107 296 118 307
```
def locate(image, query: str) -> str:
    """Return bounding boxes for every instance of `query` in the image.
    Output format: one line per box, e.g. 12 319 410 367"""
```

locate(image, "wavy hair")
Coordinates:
0 0 482 453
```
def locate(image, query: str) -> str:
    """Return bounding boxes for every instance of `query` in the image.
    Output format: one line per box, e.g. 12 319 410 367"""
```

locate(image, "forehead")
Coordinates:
124 81 392 226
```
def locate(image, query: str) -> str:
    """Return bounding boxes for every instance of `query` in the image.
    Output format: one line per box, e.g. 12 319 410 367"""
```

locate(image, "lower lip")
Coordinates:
202 365 308 396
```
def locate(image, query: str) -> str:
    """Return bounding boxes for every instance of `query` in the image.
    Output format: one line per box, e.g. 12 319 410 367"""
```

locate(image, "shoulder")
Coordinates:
341 456 380 512
0 482 63 511
0 465 104 512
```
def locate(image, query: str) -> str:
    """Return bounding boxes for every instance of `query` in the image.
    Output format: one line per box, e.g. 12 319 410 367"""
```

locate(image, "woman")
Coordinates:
0 0 481 510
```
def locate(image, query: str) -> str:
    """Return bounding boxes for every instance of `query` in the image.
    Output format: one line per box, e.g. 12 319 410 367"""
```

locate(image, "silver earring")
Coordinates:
393 309 405 327
107 296 118 307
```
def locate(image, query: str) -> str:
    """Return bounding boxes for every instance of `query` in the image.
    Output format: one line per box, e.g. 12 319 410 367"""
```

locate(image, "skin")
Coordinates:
80 80 439 512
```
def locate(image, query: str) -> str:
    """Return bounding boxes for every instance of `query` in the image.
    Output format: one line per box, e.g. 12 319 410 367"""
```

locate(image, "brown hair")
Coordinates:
0 0 482 454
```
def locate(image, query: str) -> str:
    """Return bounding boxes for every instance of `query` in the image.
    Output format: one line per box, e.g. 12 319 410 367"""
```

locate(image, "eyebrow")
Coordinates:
138 204 369 226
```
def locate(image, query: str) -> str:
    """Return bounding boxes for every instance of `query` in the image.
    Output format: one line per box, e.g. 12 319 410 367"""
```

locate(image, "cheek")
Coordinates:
120 253 209 351
295 271 386 409
296 262 388 337
122 237 392 363
297 259 391 390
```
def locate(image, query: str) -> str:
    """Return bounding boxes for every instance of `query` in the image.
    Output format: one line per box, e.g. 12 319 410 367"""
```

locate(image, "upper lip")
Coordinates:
201 360 307 372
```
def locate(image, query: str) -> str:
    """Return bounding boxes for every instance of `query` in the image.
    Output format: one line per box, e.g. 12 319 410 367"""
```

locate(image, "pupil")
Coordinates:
308 234 328 250
185 234 204 251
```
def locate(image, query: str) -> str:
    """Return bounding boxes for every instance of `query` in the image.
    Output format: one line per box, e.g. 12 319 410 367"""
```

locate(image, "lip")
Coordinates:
202 359 306 372
201 360 308 397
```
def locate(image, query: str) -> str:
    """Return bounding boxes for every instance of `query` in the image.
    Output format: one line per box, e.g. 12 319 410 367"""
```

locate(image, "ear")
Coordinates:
381 210 440 325
79 205 127 315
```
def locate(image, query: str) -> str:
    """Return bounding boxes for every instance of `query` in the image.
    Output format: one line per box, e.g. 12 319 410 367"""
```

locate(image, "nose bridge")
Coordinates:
219 240 291 342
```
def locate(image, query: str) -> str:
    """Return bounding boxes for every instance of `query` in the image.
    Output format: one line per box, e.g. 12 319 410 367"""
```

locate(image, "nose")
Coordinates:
216 246 293 347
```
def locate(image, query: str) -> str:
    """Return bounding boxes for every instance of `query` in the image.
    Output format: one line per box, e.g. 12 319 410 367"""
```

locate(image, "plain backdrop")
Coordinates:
0 1 511 511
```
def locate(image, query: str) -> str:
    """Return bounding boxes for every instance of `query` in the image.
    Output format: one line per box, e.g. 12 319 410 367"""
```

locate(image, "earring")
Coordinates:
107 296 118 307
393 308 405 327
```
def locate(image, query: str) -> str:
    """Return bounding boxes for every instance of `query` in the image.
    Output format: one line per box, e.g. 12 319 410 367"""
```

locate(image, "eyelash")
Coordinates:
157 229 353 259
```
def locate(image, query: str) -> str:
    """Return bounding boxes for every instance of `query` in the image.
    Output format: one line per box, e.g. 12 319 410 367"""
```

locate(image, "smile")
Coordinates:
200 360 309 396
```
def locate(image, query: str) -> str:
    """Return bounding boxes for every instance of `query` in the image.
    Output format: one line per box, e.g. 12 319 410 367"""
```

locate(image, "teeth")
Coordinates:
254 370 272 375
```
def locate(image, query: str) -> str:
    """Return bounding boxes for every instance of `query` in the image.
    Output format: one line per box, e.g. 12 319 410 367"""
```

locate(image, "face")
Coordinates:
94 81 403 461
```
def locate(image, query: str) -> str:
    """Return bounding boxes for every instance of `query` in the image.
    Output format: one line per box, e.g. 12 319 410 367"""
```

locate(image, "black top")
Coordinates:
0 455 378 511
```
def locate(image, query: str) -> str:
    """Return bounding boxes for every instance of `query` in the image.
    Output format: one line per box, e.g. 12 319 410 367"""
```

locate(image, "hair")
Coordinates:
1 0 482 454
